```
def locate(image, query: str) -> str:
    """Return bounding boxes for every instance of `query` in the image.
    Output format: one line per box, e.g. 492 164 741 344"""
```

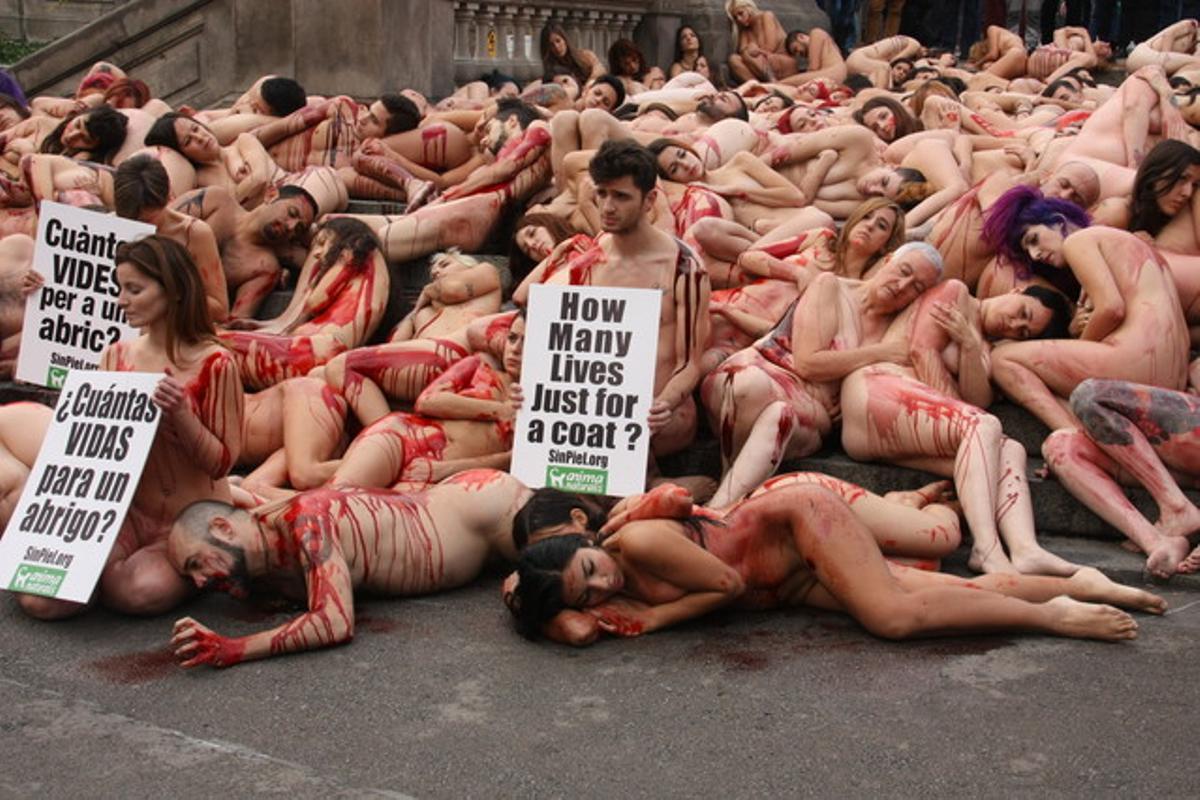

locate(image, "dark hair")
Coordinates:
512 534 590 638
540 21 593 85
1130 140 1200 236
673 25 706 65
314 216 381 273
114 154 170 219
589 139 658 194
481 70 519 94
646 137 702 181
276 184 319 218
844 74 873 94
982 185 1092 267
0 92 29 122
893 167 933 210
608 39 648 80
376 94 421 135
512 489 609 549
1042 78 1080 99
494 97 541 131
114 235 216 361
1022 285 1072 340
853 96 921 142
1063 66 1096 87
591 74 626 110
144 111 187 151
41 106 128 164
890 56 915 74
729 91 749 121
260 76 307 116
932 75 966 95
754 89 794 111
508 211 578 282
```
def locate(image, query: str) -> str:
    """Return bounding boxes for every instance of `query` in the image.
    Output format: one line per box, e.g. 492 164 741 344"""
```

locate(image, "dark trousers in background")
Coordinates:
1041 0 1092 43
817 0 861 52
898 1 982 55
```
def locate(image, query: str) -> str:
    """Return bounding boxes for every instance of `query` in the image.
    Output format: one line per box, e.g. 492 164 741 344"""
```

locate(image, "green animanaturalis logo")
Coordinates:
9 564 66 597
47 366 68 389
546 465 607 494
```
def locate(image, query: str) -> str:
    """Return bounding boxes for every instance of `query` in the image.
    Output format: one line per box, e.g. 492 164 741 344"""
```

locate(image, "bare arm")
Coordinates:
414 355 512 421
791 273 904 381
1068 233 1126 341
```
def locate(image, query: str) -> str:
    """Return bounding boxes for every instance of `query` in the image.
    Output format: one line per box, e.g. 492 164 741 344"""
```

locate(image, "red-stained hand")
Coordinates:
587 596 655 637
506 382 524 414
647 399 671 433
172 617 246 668
358 137 386 157
600 484 694 536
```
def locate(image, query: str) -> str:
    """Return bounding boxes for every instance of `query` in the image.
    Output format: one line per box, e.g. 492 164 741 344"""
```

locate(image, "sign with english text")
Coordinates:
511 284 660 496
0 370 161 603
16 202 154 387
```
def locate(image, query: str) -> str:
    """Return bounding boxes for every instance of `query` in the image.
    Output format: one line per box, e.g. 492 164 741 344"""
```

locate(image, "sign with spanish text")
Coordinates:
512 284 660 496
0 370 162 603
16 202 154 387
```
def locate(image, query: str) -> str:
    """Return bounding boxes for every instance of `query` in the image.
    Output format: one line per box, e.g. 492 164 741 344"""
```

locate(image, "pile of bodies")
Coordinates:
4 10 1200 667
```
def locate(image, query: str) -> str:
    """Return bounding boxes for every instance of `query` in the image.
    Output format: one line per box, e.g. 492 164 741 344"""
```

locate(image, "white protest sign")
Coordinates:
0 370 162 603
511 284 660 496
16 202 154 388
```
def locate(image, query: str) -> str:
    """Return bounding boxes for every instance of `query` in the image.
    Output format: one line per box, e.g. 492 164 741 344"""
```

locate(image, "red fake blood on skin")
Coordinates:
187 628 247 667
567 243 608 286
445 468 505 491
87 647 177 684
421 126 448 168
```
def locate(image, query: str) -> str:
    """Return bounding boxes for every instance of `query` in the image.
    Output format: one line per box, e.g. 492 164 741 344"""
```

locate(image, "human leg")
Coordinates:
994 436 1081 575
282 376 347 488
324 339 462 426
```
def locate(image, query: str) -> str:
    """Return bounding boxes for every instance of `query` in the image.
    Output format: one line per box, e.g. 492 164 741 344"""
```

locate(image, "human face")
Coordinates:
709 90 742 119
174 118 220 163
679 27 700 53
1041 165 1097 208
620 54 641 77
503 315 526 379
890 62 912 86
479 116 515 156
1020 223 1068 267
553 73 580 100
753 94 786 113
0 107 22 131
732 5 753 27
594 175 650 234
785 106 825 133
981 292 1054 340
62 115 97 150
856 167 903 198
356 100 391 140
429 252 469 281
1050 82 1082 104
116 262 167 329
307 226 338 265
657 145 704 183
168 523 252 599
1158 164 1200 216
863 105 897 141
870 251 940 311
516 224 557 260
261 197 313 243
1179 92 1200 127
847 206 898 256
583 82 618 111
786 33 809 57
549 32 568 58
561 547 624 607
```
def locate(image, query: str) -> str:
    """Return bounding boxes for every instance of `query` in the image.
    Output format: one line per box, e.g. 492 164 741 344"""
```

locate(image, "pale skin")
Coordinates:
702 251 936 508
389 254 501 344
237 376 349 494
846 36 922 89
728 5 795 83
16 262 242 620
169 470 533 667
1043 379 1200 579
991 226 1191 431
0 233 34 377
1127 20 1200 76
762 125 885 219
529 484 1160 647
779 29 848 87
973 26 1028 80
841 279 1079 576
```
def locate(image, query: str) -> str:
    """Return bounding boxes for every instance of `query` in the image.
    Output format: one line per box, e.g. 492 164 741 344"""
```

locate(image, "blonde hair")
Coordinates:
725 0 759 41
834 197 906 278
433 247 479 268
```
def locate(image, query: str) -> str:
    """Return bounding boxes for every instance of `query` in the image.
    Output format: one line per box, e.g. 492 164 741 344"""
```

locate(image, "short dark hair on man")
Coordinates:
1022 285 1072 340
1042 77 1078 98
588 139 658 195
260 77 307 116
592 74 626 110
276 184 318 217
494 97 541 131
114 154 170 219
844 73 873 94
378 94 421 135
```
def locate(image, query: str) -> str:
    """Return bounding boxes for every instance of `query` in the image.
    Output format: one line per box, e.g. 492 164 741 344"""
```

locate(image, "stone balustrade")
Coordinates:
452 1 646 85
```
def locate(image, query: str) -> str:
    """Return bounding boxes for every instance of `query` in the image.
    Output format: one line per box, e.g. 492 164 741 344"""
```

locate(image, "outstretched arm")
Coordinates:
172 518 354 667
414 354 511 421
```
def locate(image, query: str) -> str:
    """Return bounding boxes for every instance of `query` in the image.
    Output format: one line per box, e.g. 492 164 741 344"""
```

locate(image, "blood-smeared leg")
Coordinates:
994 437 1080 575
324 339 462 426
282 377 347 488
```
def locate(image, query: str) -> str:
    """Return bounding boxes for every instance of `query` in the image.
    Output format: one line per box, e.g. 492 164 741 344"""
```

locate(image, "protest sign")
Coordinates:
15 202 154 388
0 370 161 603
511 284 660 496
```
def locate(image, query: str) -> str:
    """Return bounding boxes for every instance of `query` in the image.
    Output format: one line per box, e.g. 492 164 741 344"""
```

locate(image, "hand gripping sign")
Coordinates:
511 284 661 496
0 370 161 603
16 202 154 388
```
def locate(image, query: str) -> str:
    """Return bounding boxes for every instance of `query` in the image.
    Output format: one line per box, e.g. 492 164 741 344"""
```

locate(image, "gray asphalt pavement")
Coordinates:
1 536 1198 799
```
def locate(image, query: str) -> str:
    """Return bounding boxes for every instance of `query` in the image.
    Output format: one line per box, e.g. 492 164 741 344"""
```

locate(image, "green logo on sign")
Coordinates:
8 563 66 597
46 366 67 389
545 465 608 494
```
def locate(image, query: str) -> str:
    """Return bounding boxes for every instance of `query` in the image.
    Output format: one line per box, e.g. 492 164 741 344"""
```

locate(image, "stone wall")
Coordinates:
0 0 129 43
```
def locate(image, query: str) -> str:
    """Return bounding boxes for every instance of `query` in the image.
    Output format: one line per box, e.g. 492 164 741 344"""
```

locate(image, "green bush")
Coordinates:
0 35 46 66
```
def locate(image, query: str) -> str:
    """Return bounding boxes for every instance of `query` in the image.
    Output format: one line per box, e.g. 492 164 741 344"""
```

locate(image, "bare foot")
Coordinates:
1066 566 1167 614
1145 536 1192 579
1009 546 1080 576
1177 543 1200 574
405 179 437 211
1043 596 1138 642
884 479 954 509
968 544 1018 574
1153 502 1200 539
